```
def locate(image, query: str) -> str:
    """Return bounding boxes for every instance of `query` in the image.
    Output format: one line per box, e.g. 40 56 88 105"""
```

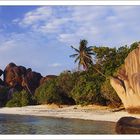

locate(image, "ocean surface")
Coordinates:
0 114 116 134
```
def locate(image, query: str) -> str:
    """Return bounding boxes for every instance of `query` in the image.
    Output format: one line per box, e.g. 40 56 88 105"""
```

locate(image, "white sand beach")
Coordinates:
0 104 140 122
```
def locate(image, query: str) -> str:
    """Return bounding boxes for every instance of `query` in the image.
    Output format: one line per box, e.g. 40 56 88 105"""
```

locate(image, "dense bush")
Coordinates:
57 71 78 97
35 79 69 105
71 74 106 105
100 79 122 107
0 86 9 107
6 90 35 107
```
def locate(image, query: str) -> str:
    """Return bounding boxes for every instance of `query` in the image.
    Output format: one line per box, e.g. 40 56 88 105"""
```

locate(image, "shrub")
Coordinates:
71 75 106 105
57 71 77 97
35 79 66 105
100 79 122 107
6 92 21 107
20 90 33 106
0 87 9 107
6 90 34 107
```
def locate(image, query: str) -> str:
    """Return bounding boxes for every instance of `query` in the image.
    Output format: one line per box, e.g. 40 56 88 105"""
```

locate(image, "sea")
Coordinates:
0 114 116 134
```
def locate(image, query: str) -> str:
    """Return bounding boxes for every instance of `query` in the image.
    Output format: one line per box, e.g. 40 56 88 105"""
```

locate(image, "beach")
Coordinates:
0 104 140 122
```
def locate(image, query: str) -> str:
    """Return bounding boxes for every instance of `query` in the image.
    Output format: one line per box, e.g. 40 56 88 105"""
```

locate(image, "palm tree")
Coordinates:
70 40 106 78
70 40 94 70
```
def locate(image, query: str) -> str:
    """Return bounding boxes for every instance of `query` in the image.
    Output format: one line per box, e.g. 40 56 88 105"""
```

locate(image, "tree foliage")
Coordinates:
100 79 122 107
0 86 9 107
35 79 75 105
0 41 139 108
71 72 106 105
6 90 35 107
70 40 94 70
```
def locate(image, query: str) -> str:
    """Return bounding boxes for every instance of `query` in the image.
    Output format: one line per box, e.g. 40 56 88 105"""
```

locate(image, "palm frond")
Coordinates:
74 56 80 63
87 46 94 49
69 53 78 58
87 52 95 55
86 48 94 53
70 46 79 52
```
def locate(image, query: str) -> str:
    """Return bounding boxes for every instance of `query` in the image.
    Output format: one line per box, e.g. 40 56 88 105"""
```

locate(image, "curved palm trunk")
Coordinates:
93 66 106 78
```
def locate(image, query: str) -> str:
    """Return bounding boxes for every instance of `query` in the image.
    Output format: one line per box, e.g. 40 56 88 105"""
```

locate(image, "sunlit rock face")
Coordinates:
110 46 140 113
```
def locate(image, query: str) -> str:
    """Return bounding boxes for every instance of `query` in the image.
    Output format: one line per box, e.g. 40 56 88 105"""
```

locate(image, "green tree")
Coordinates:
57 71 78 96
70 40 94 70
71 71 106 105
6 90 34 107
129 42 139 52
92 46 118 76
6 92 21 107
100 79 122 107
35 79 74 105
0 87 9 107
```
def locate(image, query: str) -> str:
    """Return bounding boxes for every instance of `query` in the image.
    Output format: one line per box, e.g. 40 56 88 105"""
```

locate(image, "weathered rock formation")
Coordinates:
4 63 26 90
22 70 42 94
116 117 140 134
4 63 42 94
110 46 140 113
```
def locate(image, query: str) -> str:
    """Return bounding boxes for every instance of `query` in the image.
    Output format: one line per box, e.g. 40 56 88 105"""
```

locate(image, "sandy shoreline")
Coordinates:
0 104 140 122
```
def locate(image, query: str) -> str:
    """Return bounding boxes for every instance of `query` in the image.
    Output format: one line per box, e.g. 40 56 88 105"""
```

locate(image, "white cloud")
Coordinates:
37 17 69 33
0 30 68 76
17 7 52 27
49 63 61 68
1 5 140 76
13 6 140 47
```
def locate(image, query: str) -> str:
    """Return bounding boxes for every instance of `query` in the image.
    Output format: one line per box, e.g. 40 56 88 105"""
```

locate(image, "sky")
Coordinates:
0 6 140 76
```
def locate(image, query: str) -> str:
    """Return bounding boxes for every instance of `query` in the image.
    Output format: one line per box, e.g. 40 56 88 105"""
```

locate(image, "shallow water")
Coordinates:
0 114 116 134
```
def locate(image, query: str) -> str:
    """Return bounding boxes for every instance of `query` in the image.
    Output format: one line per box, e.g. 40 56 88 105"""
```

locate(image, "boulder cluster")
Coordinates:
0 62 56 97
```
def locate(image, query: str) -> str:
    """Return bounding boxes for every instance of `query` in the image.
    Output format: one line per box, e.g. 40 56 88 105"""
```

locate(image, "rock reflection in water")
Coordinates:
0 114 116 134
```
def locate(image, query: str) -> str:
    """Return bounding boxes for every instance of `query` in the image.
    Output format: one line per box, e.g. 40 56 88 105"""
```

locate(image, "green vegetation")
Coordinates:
70 72 106 105
35 79 64 104
100 79 122 107
0 87 9 107
6 90 35 107
0 40 139 108
68 40 139 106
70 40 94 70
13 41 140 107
35 79 75 105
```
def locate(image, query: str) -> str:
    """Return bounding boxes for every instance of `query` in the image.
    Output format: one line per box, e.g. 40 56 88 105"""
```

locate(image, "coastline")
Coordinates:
0 104 140 122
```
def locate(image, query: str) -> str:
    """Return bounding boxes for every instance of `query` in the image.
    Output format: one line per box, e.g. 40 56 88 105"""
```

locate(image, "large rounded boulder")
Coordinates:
116 117 140 134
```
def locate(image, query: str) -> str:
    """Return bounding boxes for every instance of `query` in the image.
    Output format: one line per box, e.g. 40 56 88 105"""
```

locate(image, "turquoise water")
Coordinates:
0 114 116 134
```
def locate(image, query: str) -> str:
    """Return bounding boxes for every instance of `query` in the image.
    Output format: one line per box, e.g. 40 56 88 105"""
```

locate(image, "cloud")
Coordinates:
16 7 52 28
0 29 71 76
14 6 140 47
1 5 140 76
0 31 51 75
49 63 62 68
